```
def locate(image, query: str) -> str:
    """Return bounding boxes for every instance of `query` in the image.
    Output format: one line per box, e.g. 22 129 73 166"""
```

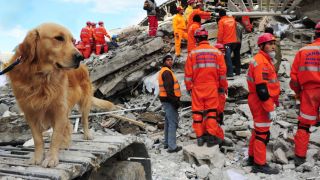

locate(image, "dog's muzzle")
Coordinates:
73 53 84 68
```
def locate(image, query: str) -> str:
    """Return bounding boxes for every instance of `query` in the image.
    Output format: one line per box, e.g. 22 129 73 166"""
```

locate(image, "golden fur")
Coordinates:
6 23 115 167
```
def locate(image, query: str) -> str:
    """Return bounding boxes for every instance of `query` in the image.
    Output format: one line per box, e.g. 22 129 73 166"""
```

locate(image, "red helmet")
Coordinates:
91 22 96 27
214 43 225 52
257 33 275 45
98 21 104 25
187 0 195 4
177 6 183 12
86 21 91 26
194 27 208 38
315 21 320 33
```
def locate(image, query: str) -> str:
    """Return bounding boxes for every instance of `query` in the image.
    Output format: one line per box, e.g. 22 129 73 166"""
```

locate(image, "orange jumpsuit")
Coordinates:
187 21 201 53
80 26 92 58
217 16 238 45
172 13 188 56
95 26 110 55
247 50 280 165
184 41 227 140
290 38 320 158
187 8 211 31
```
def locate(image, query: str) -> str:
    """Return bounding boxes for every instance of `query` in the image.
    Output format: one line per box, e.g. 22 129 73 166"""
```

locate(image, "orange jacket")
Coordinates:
80 26 91 42
172 13 187 33
187 21 201 52
217 16 238 44
187 8 211 30
290 38 320 93
184 41 227 92
247 50 280 112
95 26 110 42
158 67 181 97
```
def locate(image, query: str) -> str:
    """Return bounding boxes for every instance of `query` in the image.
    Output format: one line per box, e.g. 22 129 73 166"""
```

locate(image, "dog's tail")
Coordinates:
92 97 116 110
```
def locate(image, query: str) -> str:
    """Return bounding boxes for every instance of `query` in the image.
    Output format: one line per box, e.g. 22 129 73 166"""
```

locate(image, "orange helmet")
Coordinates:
257 33 275 45
86 21 91 26
177 6 183 12
98 21 104 25
194 27 208 38
315 21 320 33
91 22 96 27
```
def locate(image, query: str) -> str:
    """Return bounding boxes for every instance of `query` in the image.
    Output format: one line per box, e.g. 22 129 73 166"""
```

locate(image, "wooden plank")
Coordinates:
0 172 49 180
0 167 65 180
286 0 303 12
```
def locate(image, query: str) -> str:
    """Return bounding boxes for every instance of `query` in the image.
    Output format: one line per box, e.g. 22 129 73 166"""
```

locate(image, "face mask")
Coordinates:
268 51 276 59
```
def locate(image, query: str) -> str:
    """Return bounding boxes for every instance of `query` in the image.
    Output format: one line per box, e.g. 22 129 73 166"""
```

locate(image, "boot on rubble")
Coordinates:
294 156 306 167
197 136 205 146
207 135 222 147
252 163 279 174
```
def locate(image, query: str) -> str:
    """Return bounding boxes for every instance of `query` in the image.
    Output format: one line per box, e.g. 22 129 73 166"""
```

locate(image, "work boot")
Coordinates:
294 156 306 167
243 156 254 166
163 145 168 149
197 136 205 147
167 146 182 153
252 163 279 174
207 135 222 147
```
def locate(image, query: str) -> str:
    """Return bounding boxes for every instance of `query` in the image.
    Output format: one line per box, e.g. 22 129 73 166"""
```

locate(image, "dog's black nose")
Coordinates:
74 53 84 62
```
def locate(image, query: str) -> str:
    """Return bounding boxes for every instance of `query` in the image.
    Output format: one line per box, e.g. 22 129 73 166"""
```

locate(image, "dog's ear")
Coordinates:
18 29 39 63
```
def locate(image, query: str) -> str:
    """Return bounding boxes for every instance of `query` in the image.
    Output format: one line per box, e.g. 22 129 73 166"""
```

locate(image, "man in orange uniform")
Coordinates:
290 22 320 166
187 2 212 31
80 21 92 58
90 22 97 54
187 15 201 53
95 21 111 55
184 28 227 147
172 6 188 58
246 33 280 174
217 9 241 77
158 54 182 153
184 0 195 24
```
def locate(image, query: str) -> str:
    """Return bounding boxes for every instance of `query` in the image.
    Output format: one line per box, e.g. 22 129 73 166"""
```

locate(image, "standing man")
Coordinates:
184 28 227 147
158 54 182 153
187 15 201 53
173 6 188 58
143 0 158 37
290 22 320 166
217 9 241 77
95 21 111 55
80 21 92 59
246 33 280 174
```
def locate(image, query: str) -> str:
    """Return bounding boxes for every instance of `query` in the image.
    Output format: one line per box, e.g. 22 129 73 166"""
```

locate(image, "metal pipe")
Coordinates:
69 107 146 118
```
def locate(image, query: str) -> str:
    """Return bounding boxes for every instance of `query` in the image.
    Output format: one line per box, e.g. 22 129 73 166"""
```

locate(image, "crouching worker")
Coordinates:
246 33 280 174
184 28 228 147
158 54 182 153
290 22 320 167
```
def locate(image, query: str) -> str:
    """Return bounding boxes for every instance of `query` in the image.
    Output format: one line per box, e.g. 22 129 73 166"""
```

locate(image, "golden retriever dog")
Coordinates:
6 23 115 167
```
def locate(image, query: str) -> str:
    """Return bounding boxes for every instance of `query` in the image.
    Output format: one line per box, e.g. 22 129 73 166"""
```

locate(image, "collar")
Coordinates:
162 64 172 69
259 50 272 62
199 41 210 45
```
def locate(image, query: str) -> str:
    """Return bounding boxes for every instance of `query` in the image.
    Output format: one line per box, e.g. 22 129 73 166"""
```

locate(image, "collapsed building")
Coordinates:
1 0 320 179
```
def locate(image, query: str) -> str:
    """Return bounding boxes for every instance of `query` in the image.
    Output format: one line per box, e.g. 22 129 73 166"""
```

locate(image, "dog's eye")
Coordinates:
55 36 64 41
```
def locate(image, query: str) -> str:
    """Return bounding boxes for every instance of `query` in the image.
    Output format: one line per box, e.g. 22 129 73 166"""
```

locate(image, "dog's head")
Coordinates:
18 23 84 72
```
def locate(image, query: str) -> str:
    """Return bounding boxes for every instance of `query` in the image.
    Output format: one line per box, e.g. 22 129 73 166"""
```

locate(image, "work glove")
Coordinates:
269 111 277 121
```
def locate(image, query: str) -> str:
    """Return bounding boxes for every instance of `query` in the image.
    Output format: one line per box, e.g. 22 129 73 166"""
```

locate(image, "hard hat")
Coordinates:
187 0 195 4
257 33 275 45
86 21 91 26
194 27 208 38
214 43 225 51
98 21 104 25
91 22 96 26
315 21 320 33
177 6 183 12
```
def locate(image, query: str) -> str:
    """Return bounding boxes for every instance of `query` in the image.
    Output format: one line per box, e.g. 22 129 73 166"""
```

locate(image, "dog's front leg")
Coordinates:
27 119 44 165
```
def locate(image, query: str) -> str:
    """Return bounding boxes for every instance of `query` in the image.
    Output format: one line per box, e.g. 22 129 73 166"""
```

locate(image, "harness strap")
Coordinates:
0 56 22 75
255 130 270 145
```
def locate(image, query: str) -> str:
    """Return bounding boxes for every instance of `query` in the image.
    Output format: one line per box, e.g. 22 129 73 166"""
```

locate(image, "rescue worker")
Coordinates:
95 21 111 55
184 28 228 147
90 22 97 54
184 0 195 24
75 41 86 57
187 2 212 31
246 33 280 174
241 9 253 32
158 54 182 153
143 0 158 36
187 15 201 53
80 21 92 58
290 22 320 166
172 6 188 58
217 9 241 77
214 43 227 124
265 27 282 73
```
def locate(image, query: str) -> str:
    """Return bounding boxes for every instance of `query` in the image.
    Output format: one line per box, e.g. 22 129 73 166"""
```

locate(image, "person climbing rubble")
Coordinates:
289 22 320 167
172 6 188 58
246 33 280 174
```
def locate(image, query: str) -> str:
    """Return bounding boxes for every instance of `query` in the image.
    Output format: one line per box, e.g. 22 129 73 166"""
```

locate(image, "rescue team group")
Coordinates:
145 0 320 175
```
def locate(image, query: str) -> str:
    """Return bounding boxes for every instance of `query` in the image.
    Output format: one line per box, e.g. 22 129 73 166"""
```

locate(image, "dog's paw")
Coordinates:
29 154 44 165
83 132 94 140
42 154 59 167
